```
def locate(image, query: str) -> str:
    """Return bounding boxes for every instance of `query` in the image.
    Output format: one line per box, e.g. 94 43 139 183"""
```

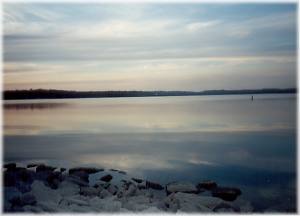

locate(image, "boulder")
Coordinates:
27 163 44 168
46 171 63 189
36 165 56 172
197 180 217 190
213 202 240 212
80 186 100 196
99 189 111 199
132 178 143 183
65 175 89 187
15 181 32 193
4 171 16 187
60 168 66 173
57 181 80 197
212 187 241 201
70 170 89 182
4 163 16 170
31 181 62 204
89 196 122 212
164 192 224 212
100 174 113 182
146 181 164 190
107 184 118 195
10 193 37 207
166 182 198 195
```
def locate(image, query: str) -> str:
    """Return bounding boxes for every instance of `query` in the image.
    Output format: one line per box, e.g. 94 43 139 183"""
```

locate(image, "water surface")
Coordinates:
4 94 297 212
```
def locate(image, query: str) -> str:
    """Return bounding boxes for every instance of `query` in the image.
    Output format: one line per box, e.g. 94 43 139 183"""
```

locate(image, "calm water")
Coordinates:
4 94 297 212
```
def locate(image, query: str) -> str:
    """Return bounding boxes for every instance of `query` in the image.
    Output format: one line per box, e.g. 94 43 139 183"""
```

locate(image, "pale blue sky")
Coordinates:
3 3 297 91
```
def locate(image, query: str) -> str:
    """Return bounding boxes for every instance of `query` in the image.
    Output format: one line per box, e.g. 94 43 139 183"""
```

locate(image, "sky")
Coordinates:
3 3 297 91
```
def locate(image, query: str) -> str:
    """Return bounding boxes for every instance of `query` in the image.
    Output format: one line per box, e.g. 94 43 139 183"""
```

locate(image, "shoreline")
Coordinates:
4 162 252 213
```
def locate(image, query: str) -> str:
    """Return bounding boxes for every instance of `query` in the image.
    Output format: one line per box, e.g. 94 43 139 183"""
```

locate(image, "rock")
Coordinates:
23 205 44 213
137 181 147 190
4 163 16 170
4 186 21 210
70 170 89 182
20 193 37 206
27 163 44 168
66 175 89 187
60 168 66 173
63 196 90 206
146 181 164 190
36 164 56 172
99 189 111 199
166 182 198 195
197 180 217 190
10 193 37 207
18 169 35 183
124 184 137 197
118 171 126 175
100 174 113 182
213 202 240 212
15 181 32 193
107 184 118 195
4 168 35 187
57 181 80 197
4 171 16 187
122 195 153 211
212 187 241 201
36 201 62 212
35 170 52 181
89 196 122 212
31 180 62 204
132 178 143 183
80 186 100 196
47 171 63 189
69 167 103 175
164 192 221 212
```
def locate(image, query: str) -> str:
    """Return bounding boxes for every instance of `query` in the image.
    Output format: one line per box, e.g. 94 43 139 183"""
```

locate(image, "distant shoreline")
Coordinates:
3 88 297 100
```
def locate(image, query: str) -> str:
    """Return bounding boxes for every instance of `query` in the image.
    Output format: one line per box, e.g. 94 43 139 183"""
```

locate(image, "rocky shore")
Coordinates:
4 162 253 213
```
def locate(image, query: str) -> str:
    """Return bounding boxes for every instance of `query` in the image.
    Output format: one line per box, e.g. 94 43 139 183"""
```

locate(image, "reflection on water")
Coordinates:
3 94 297 212
4 102 69 110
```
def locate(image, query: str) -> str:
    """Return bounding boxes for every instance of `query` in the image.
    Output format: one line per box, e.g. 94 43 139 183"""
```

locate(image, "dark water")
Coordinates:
4 94 297 212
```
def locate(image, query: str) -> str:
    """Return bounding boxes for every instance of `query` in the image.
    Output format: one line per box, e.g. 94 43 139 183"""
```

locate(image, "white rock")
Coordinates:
57 181 80 197
36 201 63 212
99 189 111 199
141 206 163 213
166 182 198 194
23 205 44 213
31 181 62 204
122 195 153 211
68 204 94 212
124 184 137 197
64 196 90 206
164 192 216 212
80 186 100 196
89 196 121 212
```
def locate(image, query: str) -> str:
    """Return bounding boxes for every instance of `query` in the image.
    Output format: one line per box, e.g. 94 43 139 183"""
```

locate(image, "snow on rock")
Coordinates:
166 182 198 195
89 196 122 212
80 186 101 196
121 195 154 211
57 181 80 197
31 180 62 204
164 192 214 212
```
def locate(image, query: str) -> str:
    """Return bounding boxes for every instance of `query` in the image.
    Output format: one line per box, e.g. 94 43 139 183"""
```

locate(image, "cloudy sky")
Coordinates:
3 3 297 91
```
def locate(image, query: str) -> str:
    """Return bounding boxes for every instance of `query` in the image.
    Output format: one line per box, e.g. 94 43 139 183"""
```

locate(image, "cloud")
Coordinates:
3 4 297 90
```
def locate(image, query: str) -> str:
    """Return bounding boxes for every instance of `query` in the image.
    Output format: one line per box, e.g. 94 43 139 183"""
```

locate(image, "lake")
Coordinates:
3 94 297 212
